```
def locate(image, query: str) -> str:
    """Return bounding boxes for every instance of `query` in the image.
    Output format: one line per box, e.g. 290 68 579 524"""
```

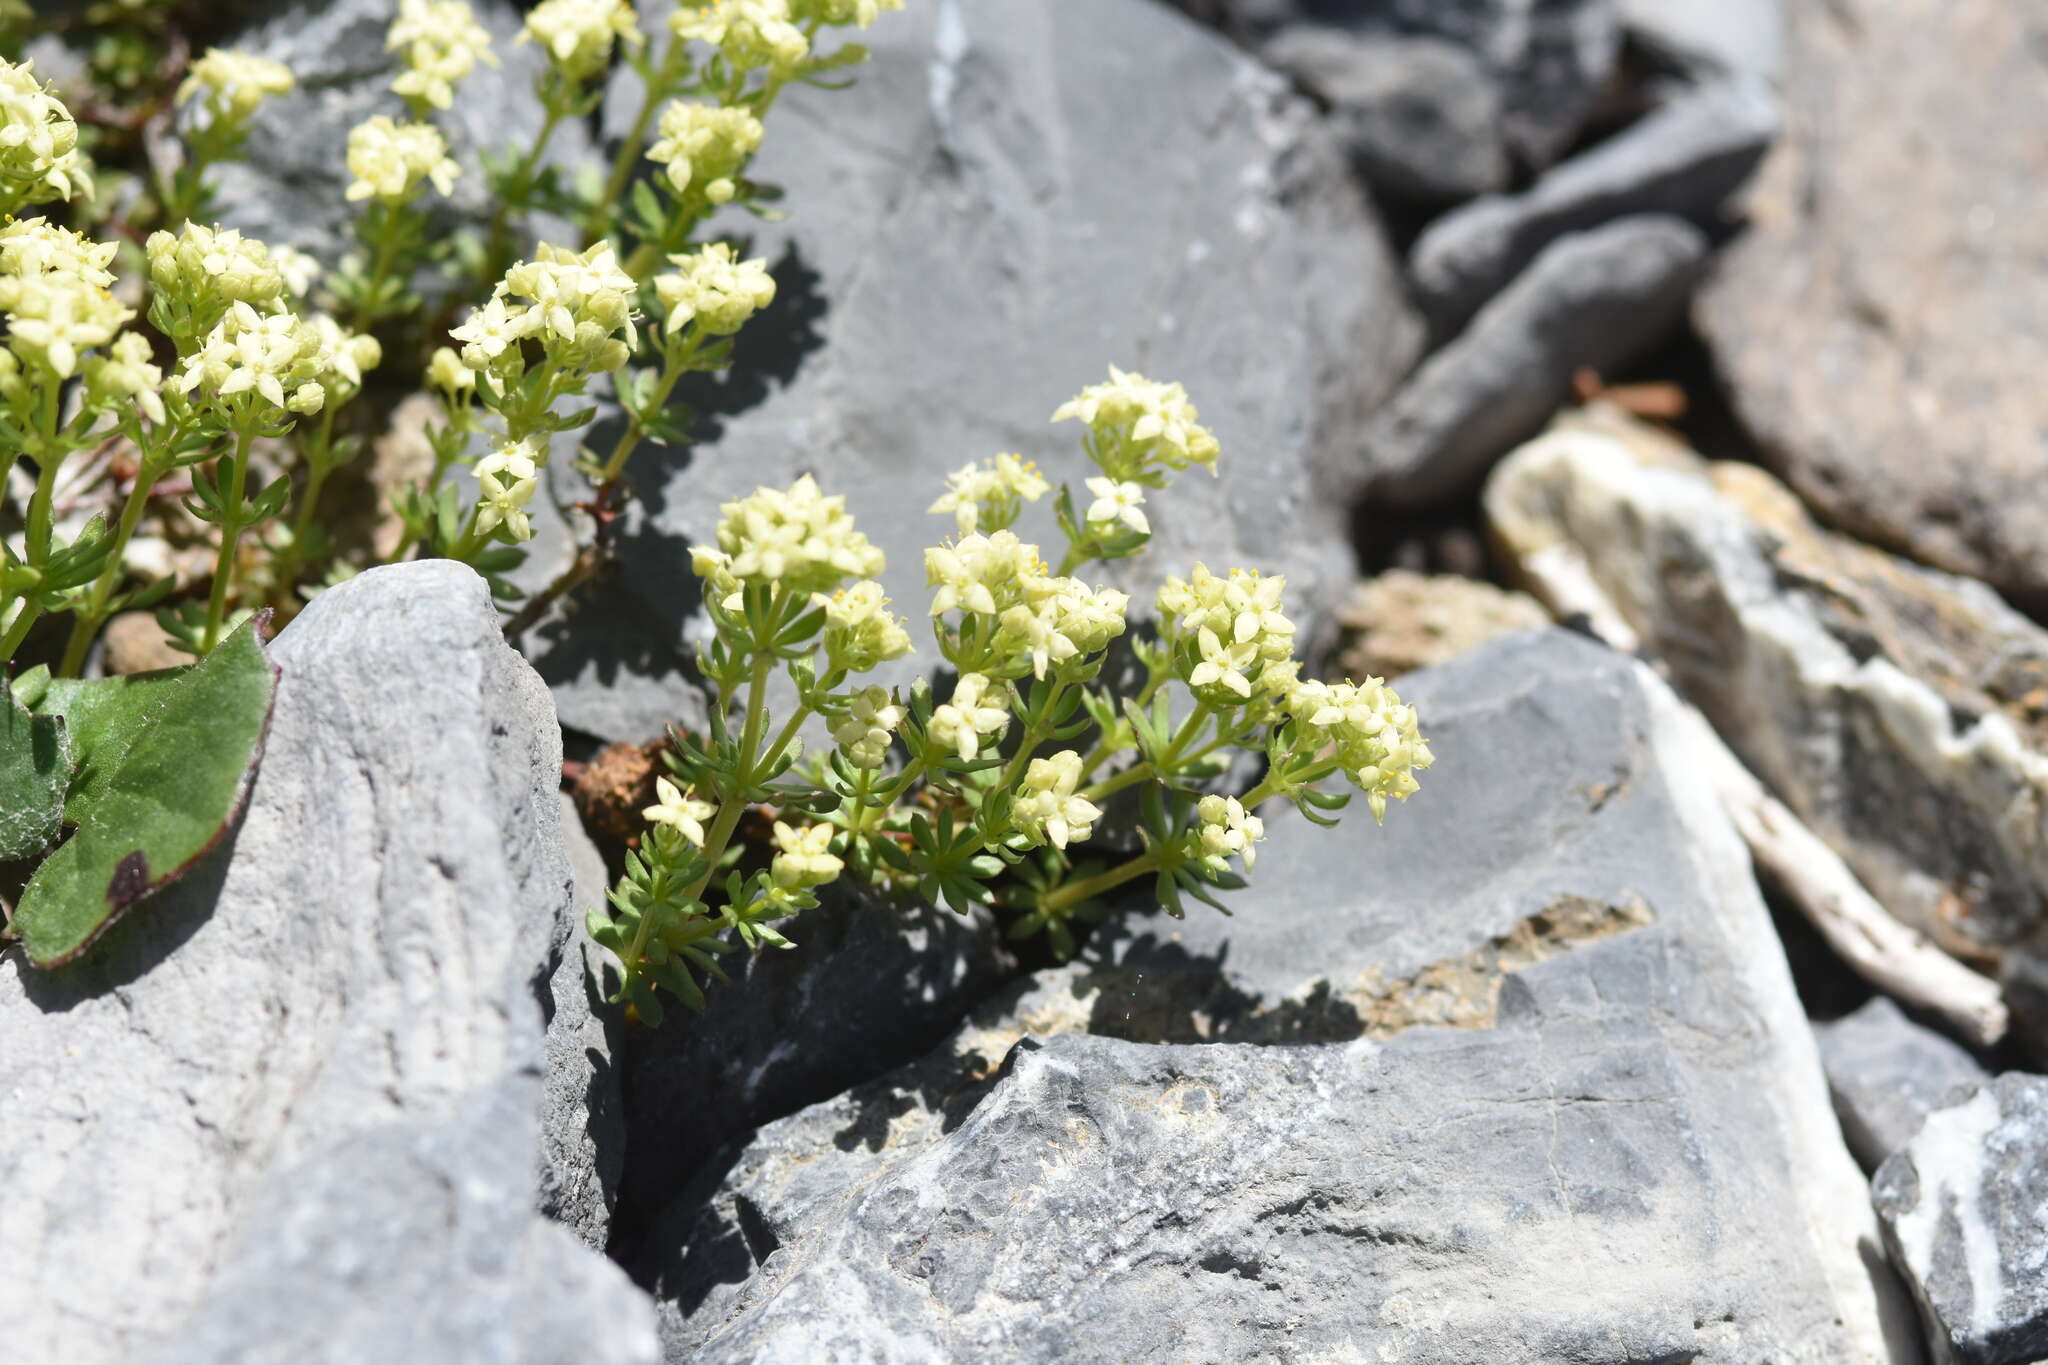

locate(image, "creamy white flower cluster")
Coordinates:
927 453 1049 535
522 0 641 83
344 115 460 203
146 222 288 342
671 0 809 77
0 59 89 214
1012 749 1101 850
816 579 912 673
771 820 842 890
451 241 639 378
792 0 905 28
646 102 762 208
1192 793 1263 872
655 242 776 337
388 0 499 111
471 438 542 542
831 685 906 769
177 48 295 131
692 473 886 604
1053 364 1220 482
927 672 1008 763
1284 676 1434 823
1156 563 1298 706
0 219 126 384
170 300 329 419
644 775 714 846
926 529 1129 680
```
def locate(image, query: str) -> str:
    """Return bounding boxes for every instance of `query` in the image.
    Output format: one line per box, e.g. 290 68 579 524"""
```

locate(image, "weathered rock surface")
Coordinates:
540 792 627 1251
1875 1074 2048 1365
639 631 1913 1362
1363 215 1707 508
607 887 1018 1264
528 0 1423 744
1620 0 1784 82
0 563 655 1365
1336 568 1549 679
1187 0 1621 172
1695 0 2048 604
1818 997 1991 1172
1410 77 1778 331
1262 26 1509 203
210 0 592 261
1485 413 2048 971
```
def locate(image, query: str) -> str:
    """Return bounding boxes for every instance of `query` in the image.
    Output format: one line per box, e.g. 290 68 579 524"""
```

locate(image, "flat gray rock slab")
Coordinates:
1875 1074 2048 1365
639 631 1915 1363
527 0 1422 743
1363 215 1707 508
1818 997 1991 1172
0 563 655 1365
1696 0 2048 604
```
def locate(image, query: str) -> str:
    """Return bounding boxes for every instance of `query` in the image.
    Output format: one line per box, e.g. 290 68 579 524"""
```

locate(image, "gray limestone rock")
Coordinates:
1818 997 1991 1172
1363 215 1707 508
1875 1074 2048 1365
0 563 655 1365
1485 413 2048 974
1619 0 1784 83
1262 27 1509 204
638 630 1916 1363
206 0 593 262
1695 0 2048 605
540 792 627 1251
1410 77 1779 331
526 0 1423 744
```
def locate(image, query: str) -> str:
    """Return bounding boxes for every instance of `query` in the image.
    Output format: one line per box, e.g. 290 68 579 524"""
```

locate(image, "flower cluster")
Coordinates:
452 241 639 378
308 314 383 397
1284 677 1434 822
694 473 885 599
0 60 88 214
471 440 541 542
146 223 287 343
1192 793 1263 872
1054 365 1220 482
832 685 906 768
344 116 460 203
771 820 842 890
927 453 1049 535
171 301 328 420
645 776 715 846
522 0 641 84
1012 750 1100 850
654 242 776 337
388 0 499 111
671 0 809 77
177 48 294 131
927 672 1008 762
926 529 1129 680
1157 564 1297 705
793 0 905 28
84 332 167 424
0 219 128 382
647 102 763 207
817 579 912 672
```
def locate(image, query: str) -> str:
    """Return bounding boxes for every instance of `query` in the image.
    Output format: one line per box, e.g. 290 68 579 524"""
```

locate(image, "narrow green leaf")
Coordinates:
14 618 278 967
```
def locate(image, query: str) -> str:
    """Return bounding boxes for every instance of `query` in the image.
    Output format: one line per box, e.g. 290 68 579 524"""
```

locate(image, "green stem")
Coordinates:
198 423 253 655
1040 851 1161 917
1242 755 1342 809
2 388 68 663
586 42 684 244
1080 702 1212 804
349 206 404 334
994 676 1069 794
59 450 168 677
482 99 567 285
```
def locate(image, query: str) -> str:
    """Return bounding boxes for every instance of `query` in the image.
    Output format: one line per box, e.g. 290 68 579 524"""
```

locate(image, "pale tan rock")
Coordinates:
1487 409 2048 966
1336 569 1548 679
100 610 190 676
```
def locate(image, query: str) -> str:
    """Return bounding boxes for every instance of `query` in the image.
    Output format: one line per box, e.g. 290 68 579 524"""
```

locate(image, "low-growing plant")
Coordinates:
586 368 1435 1023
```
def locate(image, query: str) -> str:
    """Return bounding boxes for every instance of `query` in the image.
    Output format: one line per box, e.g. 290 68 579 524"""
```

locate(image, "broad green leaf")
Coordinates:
0 683 71 861
14 619 277 966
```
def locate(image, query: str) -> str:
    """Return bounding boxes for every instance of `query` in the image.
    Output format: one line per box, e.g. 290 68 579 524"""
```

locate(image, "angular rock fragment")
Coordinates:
1817 996 1991 1171
1411 77 1778 330
1875 1074 2048 1365
0 563 655 1365
639 631 1913 1363
1485 414 2048 973
1336 568 1550 679
1364 215 1706 508
531 0 1423 742
1696 0 2048 603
